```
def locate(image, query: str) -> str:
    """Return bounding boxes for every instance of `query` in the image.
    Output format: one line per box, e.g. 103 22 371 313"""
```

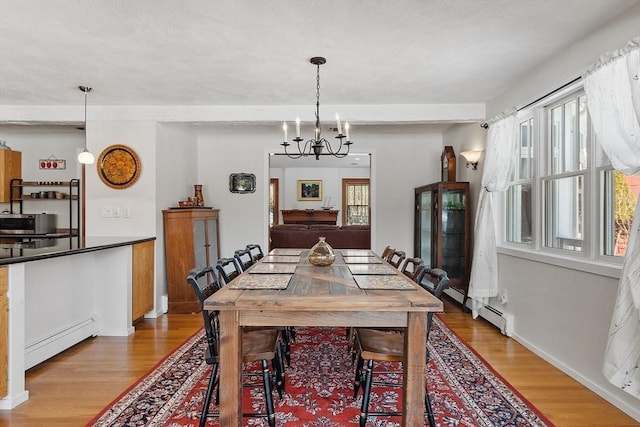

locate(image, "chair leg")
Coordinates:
200 363 218 427
261 359 276 427
273 341 286 398
353 355 365 397
282 328 291 367
425 381 435 427
359 359 374 427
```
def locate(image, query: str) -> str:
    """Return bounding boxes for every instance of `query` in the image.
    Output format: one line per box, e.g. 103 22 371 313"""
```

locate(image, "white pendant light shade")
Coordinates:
78 85 94 164
78 149 95 164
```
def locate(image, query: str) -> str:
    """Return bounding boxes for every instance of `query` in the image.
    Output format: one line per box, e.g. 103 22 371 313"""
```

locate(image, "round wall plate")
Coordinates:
97 144 141 189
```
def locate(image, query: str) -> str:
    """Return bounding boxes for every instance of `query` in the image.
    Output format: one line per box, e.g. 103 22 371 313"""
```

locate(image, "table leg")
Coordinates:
404 311 427 426
218 310 242 426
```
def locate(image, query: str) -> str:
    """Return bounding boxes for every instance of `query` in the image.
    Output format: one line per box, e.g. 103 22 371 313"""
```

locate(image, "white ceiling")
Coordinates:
1 0 637 108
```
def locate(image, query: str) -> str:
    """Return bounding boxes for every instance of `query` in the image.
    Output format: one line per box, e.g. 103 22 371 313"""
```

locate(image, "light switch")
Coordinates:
101 206 113 218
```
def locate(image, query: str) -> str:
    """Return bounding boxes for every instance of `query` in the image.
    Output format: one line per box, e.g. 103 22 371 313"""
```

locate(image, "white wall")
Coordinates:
196 124 443 258
155 124 198 312
451 7 640 420
0 127 83 229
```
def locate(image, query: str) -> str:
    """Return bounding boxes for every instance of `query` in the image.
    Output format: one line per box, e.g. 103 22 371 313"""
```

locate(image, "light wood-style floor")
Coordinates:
0 296 637 427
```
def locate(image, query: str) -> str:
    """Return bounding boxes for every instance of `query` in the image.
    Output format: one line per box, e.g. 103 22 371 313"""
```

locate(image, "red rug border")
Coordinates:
434 313 556 426
84 326 205 427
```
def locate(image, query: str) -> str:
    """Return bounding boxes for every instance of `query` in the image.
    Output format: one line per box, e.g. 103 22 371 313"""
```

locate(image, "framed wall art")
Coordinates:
297 180 322 201
97 144 141 189
229 173 256 194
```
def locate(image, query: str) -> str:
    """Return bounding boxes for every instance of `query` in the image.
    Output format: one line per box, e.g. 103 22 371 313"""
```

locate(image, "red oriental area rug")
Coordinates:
87 316 553 426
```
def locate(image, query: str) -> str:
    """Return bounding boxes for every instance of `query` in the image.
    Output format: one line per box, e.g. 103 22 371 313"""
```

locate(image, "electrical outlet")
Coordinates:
499 289 508 304
101 206 113 218
122 206 130 218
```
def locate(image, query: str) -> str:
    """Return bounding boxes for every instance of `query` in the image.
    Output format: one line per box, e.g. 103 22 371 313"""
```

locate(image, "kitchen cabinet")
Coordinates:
414 182 471 308
163 208 220 313
0 151 21 203
132 240 154 322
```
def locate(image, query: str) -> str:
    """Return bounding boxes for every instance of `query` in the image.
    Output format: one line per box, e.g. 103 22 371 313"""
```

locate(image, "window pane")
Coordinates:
506 183 532 243
516 118 534 180
550 96 587 174
603 171 639 257
545 175 583 251
345 182 370 225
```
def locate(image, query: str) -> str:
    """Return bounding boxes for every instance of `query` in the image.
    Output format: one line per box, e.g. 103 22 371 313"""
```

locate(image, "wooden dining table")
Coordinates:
203 248 443 426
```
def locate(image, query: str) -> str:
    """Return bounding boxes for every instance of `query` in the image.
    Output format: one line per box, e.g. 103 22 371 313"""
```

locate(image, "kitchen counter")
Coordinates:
0 235 156 410
0 236 155 263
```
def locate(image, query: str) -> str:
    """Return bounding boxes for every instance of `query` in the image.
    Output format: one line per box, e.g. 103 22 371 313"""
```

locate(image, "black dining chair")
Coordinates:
185 266 284 427
352 268 451 427
234 248 255 271
246 243 265 261
216 255 292 367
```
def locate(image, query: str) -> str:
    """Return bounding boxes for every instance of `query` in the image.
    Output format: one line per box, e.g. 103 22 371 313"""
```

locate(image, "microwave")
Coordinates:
0 213 57 234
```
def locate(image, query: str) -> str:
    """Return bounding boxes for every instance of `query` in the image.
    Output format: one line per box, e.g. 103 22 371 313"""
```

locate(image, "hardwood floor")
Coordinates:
0 297 637 427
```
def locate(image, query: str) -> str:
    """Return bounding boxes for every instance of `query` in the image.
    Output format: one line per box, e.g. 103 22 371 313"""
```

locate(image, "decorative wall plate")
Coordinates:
97 144 141 189
229 173 256 193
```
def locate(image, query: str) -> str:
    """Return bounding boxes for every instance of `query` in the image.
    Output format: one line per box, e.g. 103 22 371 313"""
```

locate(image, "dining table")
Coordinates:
203 248 444 426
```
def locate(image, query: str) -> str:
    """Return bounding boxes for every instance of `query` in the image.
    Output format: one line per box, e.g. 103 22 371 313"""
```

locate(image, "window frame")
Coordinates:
498 82 628 279
341 178 370 226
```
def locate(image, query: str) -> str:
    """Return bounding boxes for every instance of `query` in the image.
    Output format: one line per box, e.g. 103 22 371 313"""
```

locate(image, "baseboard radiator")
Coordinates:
443 288 514 337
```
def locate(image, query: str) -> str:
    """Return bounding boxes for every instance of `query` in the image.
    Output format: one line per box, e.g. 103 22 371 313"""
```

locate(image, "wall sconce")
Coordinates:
460 150 482 170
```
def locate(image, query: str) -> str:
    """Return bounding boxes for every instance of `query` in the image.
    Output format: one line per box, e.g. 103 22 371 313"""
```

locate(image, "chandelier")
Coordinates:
281 57 352 160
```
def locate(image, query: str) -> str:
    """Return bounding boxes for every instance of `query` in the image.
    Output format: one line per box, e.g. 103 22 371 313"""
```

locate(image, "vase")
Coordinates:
193 184 204 207
307 236 336 266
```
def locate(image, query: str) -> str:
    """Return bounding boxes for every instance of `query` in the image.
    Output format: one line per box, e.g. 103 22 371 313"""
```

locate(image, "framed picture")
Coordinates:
297 180 322 201
229 173 256 194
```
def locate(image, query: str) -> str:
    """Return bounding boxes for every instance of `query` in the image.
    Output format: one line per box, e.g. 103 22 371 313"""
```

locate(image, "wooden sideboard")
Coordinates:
281 209 338 225
163 208 220 313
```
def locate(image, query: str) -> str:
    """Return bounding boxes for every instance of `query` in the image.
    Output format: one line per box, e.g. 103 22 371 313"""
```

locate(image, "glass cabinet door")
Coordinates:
440 188 467 279
419 190 432 262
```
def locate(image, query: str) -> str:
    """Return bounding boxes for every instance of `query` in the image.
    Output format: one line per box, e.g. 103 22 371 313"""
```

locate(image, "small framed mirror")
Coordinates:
229 173 256 194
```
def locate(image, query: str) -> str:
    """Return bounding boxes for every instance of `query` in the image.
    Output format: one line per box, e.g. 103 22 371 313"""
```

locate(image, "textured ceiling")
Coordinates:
1 0 637 108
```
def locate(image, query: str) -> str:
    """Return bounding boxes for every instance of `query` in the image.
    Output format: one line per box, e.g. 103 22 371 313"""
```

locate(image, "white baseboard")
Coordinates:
0 390 29 410
514 333 640 422
443 288 513 336
25 318 98 370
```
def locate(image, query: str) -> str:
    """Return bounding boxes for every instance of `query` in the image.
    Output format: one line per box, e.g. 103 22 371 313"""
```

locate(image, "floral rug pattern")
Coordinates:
87 317 553 426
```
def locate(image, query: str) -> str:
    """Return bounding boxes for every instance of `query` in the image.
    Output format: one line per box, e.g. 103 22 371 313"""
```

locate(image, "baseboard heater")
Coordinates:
443 288 514 337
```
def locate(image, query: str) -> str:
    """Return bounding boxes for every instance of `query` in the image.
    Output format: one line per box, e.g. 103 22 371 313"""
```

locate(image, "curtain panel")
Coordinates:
584 37 640 400
468 112 517 318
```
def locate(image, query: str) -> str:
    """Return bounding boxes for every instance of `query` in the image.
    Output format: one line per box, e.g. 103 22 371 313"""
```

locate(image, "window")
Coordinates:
342 178 370 225
504 87 637 261
544 94 587 252
506 117 533 244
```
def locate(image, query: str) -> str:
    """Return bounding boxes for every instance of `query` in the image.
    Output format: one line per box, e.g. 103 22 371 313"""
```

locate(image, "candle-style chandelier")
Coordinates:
281 57 353 160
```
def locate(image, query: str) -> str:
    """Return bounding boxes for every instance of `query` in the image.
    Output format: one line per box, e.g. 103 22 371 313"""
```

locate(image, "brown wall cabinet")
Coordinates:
163 208 220 313
414 182 471 307
0 150 21 203
132 240 155 321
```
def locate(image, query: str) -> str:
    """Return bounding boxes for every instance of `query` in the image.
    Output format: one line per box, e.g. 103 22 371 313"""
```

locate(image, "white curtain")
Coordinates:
584 37 640 400
467 112 517 318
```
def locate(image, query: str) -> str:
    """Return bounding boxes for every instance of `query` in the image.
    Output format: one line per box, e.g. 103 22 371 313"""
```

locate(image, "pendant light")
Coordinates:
77 85 94 164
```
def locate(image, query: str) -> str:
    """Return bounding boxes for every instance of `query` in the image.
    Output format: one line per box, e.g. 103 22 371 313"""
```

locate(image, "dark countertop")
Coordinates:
0 236 156 265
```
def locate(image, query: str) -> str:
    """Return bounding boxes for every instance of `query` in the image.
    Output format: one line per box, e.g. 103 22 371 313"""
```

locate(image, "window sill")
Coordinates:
497 244 622 279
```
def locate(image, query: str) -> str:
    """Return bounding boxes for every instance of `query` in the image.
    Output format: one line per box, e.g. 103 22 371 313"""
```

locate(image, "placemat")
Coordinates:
348 264 398 275
263 255 301 263
343 256 383 264
227 274 292 289
268 249 303 256
353 275 417 290
340 249 375 257
249 263 298 274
